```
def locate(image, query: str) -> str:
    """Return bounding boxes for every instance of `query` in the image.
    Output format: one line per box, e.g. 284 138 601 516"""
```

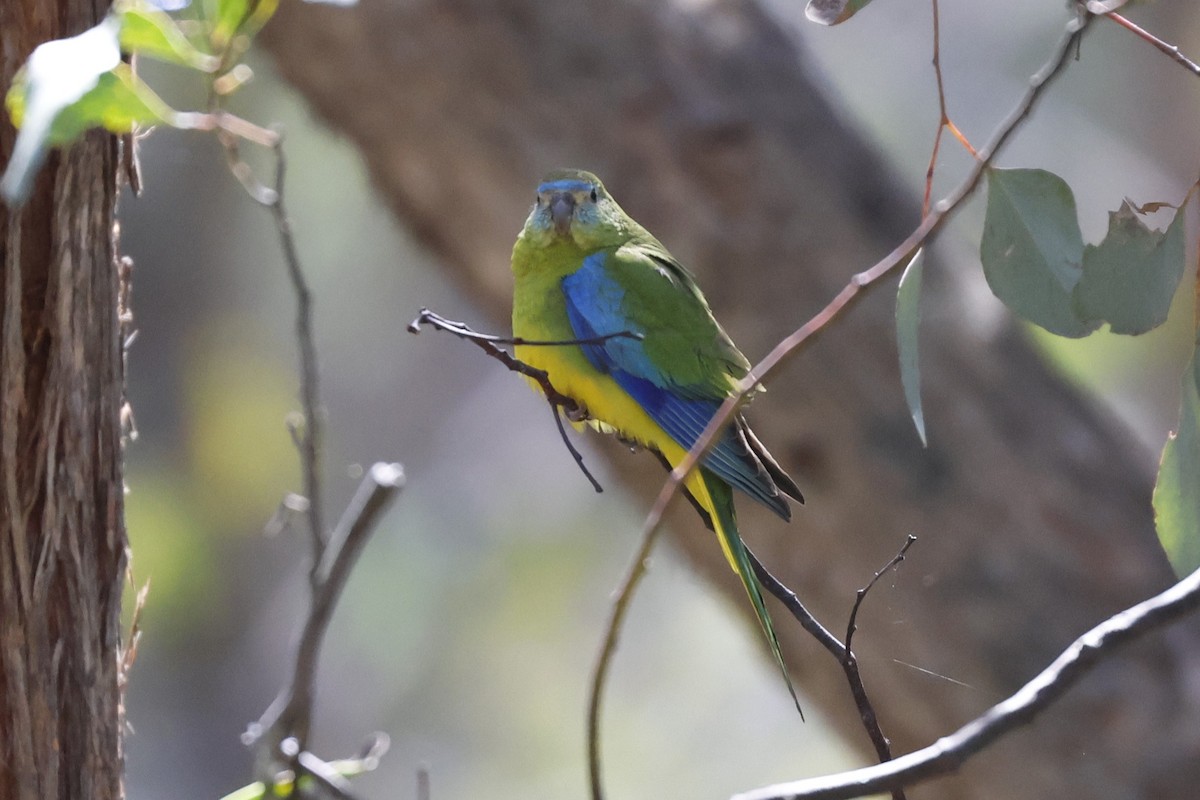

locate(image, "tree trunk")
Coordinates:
262 1 1200 797
0 2 128 799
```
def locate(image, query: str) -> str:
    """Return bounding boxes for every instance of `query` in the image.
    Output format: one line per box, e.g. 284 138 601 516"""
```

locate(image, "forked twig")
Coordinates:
409 307 640 493
922 0 979 216
219 137 399 798
839 536 917 800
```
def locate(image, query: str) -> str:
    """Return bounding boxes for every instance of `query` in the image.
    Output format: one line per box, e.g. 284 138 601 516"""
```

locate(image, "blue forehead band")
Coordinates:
538 179 594 195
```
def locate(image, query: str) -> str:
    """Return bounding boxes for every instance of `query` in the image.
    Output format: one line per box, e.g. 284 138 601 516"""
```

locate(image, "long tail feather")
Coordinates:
696 470 804 719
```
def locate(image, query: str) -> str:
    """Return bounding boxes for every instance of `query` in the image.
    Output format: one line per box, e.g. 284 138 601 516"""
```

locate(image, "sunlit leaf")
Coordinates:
895 248 927 446
118 5 219 71
211 0 279 50
2 16 137 204
979 167 1098 338
1154 339 1200 577
54 64 175 140
1073 200 1188 335
805 0 876 25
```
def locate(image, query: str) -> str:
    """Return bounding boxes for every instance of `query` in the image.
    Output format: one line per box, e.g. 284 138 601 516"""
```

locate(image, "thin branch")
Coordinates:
845 536 916 654
1100 9 1200 77
922 0 979 217
269 138 329 582
204 37 396 800
751 542 911 800
409 307 635 491
749 549 844 660
586 508 668 800
550 400 604 493
732 562 1200 800
247 463 406 753
409 307 642 348
840 536 917 800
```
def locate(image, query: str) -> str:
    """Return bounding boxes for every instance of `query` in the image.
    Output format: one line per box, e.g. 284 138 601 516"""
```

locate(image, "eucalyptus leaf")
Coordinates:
1154 340 1200 577
1073 200 1187 335
896 248 927 446
979 168 1097 338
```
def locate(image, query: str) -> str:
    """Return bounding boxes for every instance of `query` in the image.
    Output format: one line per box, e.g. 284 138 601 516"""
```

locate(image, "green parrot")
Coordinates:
511 168 804 711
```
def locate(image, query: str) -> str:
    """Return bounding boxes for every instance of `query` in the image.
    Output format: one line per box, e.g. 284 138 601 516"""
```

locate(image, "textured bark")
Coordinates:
262 1 1200 797
0 2 128 800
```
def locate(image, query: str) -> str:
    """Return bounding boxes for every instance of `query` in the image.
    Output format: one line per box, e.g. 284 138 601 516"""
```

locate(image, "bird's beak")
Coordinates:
550 191 575 236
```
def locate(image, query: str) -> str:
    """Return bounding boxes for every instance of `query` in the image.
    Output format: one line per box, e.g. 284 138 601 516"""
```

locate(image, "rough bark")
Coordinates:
0 2 128 800
262 1 1200 797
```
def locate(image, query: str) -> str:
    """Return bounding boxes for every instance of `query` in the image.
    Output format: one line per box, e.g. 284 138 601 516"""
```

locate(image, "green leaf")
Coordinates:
49 64 175 143
805 0 876 25
1 11 178 205
979 167 1098 338
1154 339 1200 577
1073 200 1188 335
118 5 219 71
211 0 279 50
896 248 927 446
2 16 123 204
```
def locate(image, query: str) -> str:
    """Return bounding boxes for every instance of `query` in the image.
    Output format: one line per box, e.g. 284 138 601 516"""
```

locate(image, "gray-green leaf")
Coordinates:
1154 340 1200 577
1073 200 1187 335
896 248 926 446
980 167 1098 338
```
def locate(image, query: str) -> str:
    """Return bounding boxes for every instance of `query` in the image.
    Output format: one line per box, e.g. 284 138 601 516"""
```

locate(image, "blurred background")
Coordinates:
117 1 1200 798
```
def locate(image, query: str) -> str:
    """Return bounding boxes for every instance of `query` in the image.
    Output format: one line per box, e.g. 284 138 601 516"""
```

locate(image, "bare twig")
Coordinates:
732 562 1200 800
586 505 667 800
409 307 640 492
549 400 604 493
245 464 406 773
749 550 844 659
1100 9 1200 76
751 539 914 800
218 135 401 797
839 536 917 800
409 308 641 349
845 536 917 654
922 0 978 216
269 138 328 580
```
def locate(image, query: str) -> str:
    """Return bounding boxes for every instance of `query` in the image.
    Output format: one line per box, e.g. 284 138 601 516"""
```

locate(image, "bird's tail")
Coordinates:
692 469 804 719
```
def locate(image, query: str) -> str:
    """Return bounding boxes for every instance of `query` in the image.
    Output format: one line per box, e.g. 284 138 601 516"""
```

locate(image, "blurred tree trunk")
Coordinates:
0 3 128 800
263 0 1200 797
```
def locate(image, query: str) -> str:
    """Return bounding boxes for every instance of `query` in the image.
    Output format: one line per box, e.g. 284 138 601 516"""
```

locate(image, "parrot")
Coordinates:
510 168 804 711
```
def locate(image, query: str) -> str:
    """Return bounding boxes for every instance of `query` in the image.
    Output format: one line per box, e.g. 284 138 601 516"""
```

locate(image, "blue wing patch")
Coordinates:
562 253 790 519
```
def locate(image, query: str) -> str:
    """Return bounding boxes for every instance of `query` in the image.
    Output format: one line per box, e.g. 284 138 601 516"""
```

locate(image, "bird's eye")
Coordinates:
535 194 541 206
590 189 598 203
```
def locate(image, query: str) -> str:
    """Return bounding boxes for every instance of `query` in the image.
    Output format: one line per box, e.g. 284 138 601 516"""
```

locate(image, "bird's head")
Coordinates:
522 169 630 249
